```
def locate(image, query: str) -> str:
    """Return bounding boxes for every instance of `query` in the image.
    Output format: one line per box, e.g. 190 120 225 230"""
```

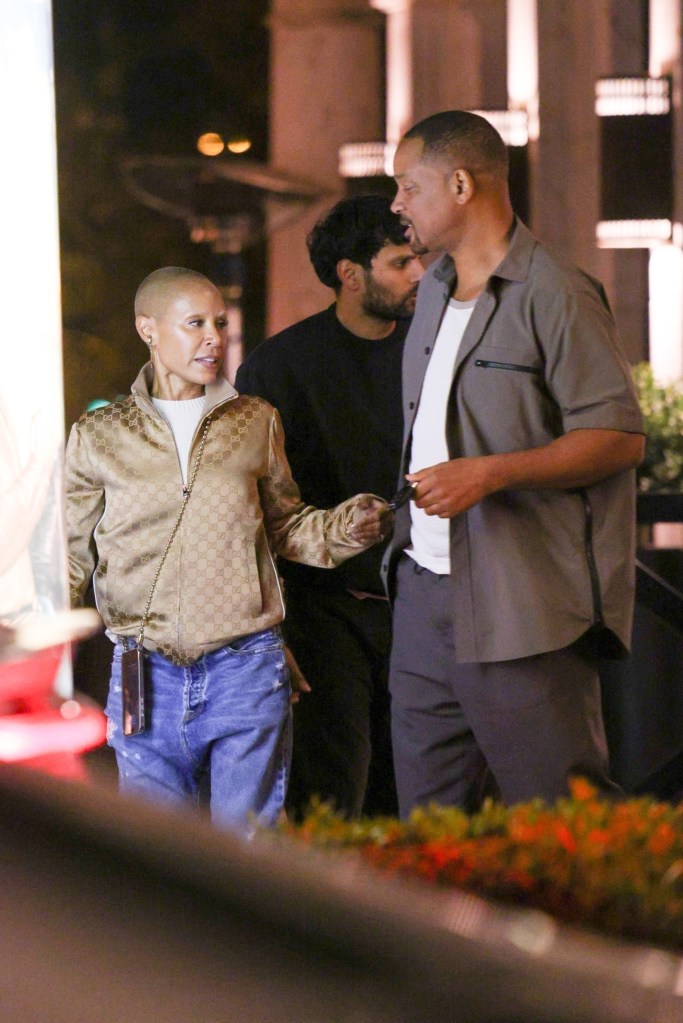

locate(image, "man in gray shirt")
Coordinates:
383 110 644 816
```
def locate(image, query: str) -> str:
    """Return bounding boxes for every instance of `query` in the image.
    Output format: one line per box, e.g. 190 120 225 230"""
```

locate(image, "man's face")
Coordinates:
361 242 423 320
391 137 459 255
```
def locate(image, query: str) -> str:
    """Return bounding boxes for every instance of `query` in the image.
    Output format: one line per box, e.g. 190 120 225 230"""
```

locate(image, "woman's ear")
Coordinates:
135 314 154 346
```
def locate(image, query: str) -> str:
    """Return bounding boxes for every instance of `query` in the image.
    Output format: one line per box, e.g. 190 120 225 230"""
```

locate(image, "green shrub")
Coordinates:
632 362 683 493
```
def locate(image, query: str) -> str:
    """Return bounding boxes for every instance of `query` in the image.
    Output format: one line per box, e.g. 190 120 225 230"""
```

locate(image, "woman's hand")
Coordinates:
284 645 311 705
348 497 394 545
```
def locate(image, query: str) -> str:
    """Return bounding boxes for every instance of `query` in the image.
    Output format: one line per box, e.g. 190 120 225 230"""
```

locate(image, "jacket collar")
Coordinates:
132 362 238 416
431 216 536 290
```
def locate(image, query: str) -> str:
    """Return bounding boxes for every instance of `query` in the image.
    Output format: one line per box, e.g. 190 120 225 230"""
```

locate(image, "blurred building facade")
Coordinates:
267 0 683 379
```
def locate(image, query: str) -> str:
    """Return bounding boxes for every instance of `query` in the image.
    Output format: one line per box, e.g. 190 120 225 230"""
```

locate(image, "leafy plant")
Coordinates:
632 362 683 493
282 779 683 952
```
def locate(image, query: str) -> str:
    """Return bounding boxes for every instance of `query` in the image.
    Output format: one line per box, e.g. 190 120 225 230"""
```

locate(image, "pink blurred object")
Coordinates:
0 610 106 777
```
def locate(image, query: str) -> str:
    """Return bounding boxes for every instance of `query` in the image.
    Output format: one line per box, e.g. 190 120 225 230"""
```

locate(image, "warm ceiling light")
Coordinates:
595 218 673 248
226 138 251 154
197 132 224 156
339 142 396 177
595 77 671 116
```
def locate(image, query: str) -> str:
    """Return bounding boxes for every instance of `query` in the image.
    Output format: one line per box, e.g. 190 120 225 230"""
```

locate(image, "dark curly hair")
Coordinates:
307 195 409 290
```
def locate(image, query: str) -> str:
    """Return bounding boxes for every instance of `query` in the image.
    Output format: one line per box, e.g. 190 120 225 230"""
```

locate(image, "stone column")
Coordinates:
370 0 415 142
267 0 384 335
411 0 507 117
534 0 611 274
534 0 648 362
603 0 649 365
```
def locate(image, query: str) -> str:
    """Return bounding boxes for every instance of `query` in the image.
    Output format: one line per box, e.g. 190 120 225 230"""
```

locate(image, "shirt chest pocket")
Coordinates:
474 358 540 375
471 344 542 376
456 346 555 452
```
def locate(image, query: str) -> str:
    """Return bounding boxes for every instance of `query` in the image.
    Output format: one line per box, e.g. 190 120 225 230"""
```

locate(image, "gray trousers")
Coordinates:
389 555 618 817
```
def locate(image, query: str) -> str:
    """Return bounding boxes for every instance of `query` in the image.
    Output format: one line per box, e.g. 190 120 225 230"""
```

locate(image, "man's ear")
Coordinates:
449 168 474 204
336 258 363 292
135 314 154 345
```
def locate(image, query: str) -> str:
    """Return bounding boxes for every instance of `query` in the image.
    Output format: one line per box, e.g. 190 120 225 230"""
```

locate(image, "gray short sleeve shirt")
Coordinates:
387 219 643 663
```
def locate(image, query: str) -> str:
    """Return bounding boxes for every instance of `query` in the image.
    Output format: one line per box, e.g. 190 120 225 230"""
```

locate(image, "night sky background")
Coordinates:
52 0 270 426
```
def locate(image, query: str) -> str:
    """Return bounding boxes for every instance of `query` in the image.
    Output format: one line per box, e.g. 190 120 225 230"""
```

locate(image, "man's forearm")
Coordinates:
483 428 644 492
408 428 645 519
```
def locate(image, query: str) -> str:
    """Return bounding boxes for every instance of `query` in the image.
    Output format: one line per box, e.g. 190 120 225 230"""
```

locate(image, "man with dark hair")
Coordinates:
236 195 423 819
385 110 645 816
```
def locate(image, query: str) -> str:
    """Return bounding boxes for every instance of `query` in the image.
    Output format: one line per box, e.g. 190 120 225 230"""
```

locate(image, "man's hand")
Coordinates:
407 457 496 518
407 429 645 519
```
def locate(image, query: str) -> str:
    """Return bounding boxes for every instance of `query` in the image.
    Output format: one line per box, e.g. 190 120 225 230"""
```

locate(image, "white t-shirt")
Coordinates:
152 395 205 485
408 297 476 574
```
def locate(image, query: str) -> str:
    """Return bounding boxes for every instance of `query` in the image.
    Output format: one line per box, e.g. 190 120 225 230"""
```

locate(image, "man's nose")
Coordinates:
390 192 403 214
410 261 424 283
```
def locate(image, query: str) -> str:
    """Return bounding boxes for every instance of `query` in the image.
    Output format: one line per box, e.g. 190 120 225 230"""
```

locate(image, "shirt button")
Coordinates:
425 347 431 354
408 401 415 410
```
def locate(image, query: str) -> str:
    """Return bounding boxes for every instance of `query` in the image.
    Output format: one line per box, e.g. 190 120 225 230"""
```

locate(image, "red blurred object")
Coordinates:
0 643 65 711
0 611 106 778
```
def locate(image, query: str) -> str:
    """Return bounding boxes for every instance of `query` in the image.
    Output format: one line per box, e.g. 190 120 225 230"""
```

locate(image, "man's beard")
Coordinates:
362 274 417 320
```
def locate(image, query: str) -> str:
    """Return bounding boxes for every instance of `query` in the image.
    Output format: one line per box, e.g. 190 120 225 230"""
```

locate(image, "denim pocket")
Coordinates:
228 626 283 655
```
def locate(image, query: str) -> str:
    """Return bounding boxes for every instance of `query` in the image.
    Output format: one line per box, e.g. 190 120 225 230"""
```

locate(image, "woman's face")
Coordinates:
144 281 229 400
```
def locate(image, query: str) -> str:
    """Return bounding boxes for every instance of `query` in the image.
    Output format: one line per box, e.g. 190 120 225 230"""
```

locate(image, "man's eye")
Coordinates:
217 319 228 330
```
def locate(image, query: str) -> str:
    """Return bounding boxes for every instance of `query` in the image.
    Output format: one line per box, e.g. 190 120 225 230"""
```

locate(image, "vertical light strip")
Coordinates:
649 0 680 76
507 0 539 140
0 0 63 419
648 0 682 384
649 245 683 383
370 0 414 143
0 0 71 693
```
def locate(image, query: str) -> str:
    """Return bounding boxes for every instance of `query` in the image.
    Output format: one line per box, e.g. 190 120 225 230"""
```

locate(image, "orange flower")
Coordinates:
553 821 578 854
648 823 677 857
586 828 611 850
568 776 599 802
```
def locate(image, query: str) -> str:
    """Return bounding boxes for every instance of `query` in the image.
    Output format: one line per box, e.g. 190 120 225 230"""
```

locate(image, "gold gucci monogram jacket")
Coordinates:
66 366 380 665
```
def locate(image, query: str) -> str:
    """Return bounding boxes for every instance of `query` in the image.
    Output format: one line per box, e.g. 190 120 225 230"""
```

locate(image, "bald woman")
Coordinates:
65 266 389 833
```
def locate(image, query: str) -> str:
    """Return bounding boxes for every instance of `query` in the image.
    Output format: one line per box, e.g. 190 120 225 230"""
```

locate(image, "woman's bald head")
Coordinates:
134 267 218 318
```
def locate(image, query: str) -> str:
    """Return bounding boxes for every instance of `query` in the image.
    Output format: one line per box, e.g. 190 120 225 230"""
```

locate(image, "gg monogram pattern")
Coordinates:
66 367 375 665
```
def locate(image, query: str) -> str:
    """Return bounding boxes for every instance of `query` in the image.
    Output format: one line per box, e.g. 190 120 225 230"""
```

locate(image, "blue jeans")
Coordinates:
105 628 292 834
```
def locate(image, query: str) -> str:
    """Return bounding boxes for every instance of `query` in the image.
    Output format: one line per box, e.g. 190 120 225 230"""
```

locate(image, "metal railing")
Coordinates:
635 557 683 635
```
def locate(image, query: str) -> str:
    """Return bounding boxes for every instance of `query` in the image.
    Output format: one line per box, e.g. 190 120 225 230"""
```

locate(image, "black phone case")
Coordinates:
121 646 146 736
388 480 418 511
